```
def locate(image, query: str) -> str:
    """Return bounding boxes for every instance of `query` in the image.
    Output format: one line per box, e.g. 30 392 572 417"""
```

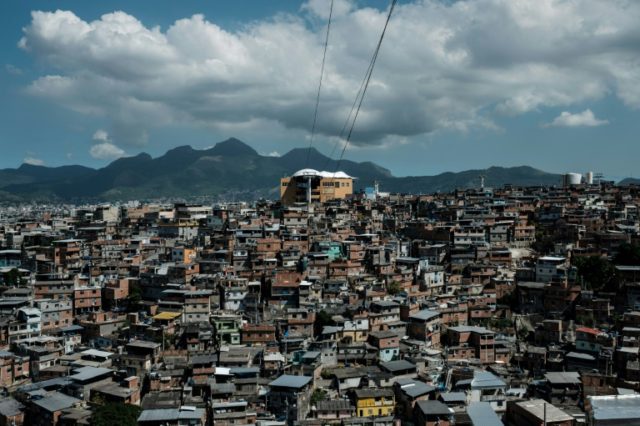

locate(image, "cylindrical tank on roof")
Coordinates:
563 173 582 186
586 171 594 185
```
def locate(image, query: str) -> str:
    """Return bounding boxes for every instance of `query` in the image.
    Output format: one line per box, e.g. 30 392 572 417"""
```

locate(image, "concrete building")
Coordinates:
280 169 354 204
506 399 574 426
267 375 313 423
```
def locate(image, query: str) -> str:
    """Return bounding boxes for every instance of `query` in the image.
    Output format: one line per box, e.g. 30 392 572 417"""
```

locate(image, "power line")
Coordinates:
322 54 372 172
305 0 335 168
333 0 398 174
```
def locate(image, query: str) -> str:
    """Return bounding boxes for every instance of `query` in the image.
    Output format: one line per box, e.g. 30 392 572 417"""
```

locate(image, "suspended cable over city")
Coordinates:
304 0 335 168
333 0 398 174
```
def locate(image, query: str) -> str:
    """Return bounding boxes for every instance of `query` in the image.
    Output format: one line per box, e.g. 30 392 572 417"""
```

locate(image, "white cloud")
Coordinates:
23 156 44 166
544 109 609 127
89 128 126 160
301 0 353 19
265 151 281 157
5 64 23 75
18 1 640 148
90 142 125 160
92 129 110 142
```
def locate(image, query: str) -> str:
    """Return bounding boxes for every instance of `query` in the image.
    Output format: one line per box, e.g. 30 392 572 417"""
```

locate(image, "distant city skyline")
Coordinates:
1 0 639 180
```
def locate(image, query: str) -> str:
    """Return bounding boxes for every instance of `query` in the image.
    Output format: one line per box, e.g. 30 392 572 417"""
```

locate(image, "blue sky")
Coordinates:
1 0 639 180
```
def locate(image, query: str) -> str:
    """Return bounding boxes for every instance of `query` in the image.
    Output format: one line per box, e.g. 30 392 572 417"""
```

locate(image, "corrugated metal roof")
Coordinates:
471 371 506 389
396 379 436 398
415 400 453 416
33 392 80 413
589 394 640 421
269 374 312 389
468 402 503 426
544 371 581 385
138 407 205 422
69 366 113 382
410 309 439 321
380 359 416 373
439 392 466 403
0 397 24 417
515 399 573 422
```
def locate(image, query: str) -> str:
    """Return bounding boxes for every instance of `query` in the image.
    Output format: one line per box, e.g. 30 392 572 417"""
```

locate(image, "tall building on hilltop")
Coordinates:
280 168 354 205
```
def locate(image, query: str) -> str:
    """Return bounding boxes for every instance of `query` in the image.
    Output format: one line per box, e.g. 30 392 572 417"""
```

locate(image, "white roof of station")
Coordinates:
291 168 353 179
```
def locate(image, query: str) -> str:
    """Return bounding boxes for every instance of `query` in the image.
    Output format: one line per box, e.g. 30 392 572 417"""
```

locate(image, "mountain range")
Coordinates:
0 138 566 202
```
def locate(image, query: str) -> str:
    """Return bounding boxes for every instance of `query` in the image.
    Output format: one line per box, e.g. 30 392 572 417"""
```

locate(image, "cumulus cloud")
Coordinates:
23 156 44 166
92 129 110 142
301 0 354 19
90 129 125 159
18 1 640 147
544 109 609 128
90 142 125 160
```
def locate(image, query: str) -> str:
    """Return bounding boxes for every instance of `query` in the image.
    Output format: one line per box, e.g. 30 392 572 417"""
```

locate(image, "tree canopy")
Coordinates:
573 255 618 292
387 281 401 295
91 403 141 426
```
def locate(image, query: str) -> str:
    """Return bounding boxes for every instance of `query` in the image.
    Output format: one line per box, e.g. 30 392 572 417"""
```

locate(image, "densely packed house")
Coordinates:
0 181 640 425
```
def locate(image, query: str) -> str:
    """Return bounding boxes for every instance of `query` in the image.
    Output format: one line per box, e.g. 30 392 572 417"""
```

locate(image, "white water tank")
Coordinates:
564 173 582 186
585 171 594 185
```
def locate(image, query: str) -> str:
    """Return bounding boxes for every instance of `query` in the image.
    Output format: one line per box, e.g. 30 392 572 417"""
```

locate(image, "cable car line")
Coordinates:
333 0 398 174
304 0 335 168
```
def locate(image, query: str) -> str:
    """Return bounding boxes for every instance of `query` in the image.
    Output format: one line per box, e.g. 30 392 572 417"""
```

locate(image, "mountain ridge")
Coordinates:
0 138 566 201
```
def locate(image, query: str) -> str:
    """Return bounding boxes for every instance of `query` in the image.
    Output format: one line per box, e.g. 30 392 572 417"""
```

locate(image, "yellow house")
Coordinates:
352 388 395 417
340 317 369 343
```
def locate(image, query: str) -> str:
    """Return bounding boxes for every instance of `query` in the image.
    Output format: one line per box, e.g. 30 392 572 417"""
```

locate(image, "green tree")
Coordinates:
497 291 518 311
311 388 328 405
314 310 335 336
91 403 141 426
573 255 618 292
126 285 142 311
4 268 23 286
387 281 401 295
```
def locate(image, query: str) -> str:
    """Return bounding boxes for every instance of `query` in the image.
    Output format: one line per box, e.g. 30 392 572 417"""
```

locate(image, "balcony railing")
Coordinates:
480 394 506 402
